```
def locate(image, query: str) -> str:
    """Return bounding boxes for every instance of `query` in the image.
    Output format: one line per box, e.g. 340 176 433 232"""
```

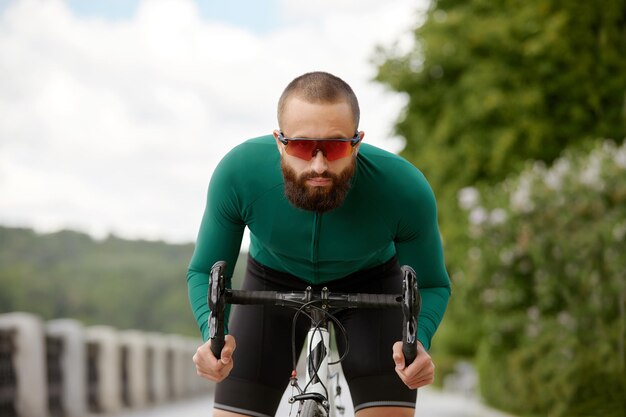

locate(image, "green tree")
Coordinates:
376 0 626 210
374 0 626 364
0 226 247 337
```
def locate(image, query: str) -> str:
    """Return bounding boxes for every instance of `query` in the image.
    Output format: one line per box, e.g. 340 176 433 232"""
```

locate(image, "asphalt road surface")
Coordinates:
109 385 514 417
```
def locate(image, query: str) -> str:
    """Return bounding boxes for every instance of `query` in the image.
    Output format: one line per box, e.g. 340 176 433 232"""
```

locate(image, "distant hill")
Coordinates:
0 226 247 337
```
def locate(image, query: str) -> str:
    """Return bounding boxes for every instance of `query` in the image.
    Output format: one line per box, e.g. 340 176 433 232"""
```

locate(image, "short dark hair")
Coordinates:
277 72 360 130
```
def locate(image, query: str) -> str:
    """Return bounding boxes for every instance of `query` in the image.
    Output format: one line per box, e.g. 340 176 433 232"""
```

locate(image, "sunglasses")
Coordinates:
277 131 361 161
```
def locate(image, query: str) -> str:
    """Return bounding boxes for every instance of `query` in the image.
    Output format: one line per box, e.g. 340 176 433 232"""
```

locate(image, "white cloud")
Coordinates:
0 0 425 243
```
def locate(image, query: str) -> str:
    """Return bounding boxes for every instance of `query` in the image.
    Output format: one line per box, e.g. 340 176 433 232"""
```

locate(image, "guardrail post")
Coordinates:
0 312 49 417
145 333 168 404
167 335 187 400
85 325 121 414
119 329 148 409
46 319 86 417
0 325 18 416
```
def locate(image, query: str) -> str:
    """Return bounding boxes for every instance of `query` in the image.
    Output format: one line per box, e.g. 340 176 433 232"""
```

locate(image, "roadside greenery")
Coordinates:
0 227 247 336
374 0 626 414
457 140 626 416
375 0 626 248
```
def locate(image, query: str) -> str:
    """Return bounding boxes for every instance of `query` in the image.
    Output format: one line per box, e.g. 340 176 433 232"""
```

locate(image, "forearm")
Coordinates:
186 204 244 340
417 286 450 351
187 268 211 341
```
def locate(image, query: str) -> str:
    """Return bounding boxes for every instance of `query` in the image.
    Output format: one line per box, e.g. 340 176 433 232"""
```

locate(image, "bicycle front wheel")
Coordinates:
300 399 327 417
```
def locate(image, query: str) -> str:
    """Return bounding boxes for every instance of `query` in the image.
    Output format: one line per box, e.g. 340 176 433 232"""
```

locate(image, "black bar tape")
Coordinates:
351 293 401 308
227 289 279 305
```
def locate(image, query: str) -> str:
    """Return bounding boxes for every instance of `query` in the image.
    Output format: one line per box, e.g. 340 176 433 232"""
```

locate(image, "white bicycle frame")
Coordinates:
305 326 330 400
292 322 345 417
282 286 343 417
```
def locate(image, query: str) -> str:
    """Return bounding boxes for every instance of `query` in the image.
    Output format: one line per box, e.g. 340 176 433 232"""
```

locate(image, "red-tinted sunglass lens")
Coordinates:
286 140 353 161
285 141 317 160
321 141 353 161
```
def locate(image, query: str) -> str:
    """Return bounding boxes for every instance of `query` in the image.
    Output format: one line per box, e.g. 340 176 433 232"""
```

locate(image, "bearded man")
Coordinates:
187 71 451 417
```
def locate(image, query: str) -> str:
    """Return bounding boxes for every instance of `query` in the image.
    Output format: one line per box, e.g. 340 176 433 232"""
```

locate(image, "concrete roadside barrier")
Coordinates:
85 325 122 414
119 329 149 409
46 318 87 417
145 332 169 405
0 312 49 417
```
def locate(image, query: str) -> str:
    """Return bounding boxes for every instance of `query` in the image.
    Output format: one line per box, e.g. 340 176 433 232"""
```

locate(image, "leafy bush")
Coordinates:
458 140 626 416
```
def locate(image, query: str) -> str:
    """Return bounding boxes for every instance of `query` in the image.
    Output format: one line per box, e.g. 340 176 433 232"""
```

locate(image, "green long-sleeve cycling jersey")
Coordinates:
187 135 451 350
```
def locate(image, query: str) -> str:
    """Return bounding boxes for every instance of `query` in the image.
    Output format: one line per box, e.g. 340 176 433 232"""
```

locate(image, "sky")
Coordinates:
0 0 426 245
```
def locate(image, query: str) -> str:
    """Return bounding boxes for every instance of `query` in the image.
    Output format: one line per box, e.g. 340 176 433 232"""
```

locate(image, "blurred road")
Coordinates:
109 386 514 417
109 354 513 417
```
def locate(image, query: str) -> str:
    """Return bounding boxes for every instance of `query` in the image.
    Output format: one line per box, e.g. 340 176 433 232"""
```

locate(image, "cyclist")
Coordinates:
188 71 451 417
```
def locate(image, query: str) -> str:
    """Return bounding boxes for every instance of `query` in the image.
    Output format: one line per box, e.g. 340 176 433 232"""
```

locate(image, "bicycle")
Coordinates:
207 260 421 417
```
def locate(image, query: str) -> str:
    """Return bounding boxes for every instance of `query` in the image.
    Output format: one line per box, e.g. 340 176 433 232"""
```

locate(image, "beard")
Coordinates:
281 158 356 213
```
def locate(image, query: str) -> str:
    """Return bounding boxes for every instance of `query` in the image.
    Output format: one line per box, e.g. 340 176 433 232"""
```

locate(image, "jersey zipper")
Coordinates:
311 212 321 282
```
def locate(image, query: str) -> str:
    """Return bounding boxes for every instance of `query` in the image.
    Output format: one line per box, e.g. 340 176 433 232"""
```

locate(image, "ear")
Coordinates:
273 130 284 155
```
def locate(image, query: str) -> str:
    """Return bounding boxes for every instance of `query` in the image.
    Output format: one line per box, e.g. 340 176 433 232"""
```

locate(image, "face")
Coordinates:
273 97 364 212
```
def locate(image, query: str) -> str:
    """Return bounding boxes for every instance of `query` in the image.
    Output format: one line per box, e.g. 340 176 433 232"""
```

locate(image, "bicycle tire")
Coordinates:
300 399 327 417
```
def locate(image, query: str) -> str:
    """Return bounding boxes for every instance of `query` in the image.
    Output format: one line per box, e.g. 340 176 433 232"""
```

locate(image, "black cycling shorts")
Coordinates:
214 256 417 417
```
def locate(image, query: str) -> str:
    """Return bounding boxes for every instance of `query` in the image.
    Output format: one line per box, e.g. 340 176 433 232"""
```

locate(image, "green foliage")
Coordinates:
0 227 246 336
375 0 626 223
374 1 626 408
460 140 626 416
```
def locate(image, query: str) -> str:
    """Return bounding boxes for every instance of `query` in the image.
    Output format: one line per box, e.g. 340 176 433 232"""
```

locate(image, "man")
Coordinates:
188 72 450 417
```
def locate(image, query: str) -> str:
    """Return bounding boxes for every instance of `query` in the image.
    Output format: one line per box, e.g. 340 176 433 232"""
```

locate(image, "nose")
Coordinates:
310 150 328 174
